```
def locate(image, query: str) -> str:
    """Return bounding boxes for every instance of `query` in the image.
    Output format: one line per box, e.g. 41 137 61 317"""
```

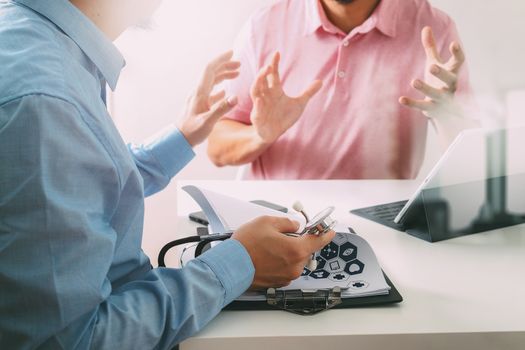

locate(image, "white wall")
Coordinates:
436 0 525 94
113 0 525 182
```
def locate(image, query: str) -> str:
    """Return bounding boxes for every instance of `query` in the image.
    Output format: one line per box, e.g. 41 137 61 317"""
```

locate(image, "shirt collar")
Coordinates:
13 0 125 90
372 0 399 38
304 0 400 38
304 0 342 36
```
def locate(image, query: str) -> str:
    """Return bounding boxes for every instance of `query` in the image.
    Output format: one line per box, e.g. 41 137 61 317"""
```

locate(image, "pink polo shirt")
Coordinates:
225 0 470 179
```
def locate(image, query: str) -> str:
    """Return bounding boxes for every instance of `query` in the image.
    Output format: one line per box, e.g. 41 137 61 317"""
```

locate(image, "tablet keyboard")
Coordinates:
350 200 408 231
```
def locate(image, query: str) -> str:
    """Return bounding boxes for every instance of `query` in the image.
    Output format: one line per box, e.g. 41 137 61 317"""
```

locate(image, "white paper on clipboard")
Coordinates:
182 185 306 234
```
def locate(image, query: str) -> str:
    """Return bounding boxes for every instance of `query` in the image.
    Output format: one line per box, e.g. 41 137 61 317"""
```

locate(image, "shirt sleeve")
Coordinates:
128 125 195 197
223 16 259 125
85 239 254 350
0 95 254 350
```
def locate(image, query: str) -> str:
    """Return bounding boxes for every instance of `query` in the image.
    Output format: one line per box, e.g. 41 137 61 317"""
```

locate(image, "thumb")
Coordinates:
297 80 322 106
299 230 336 254
268 216 300 234
204 95 238 123
421 26 442 63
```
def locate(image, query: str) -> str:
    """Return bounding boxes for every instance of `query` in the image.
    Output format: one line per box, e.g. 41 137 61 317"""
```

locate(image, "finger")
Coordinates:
268 216 300 234
214 70 240 85
251 70 264 97
411 79 445 100
421 26 442 63
209 90 226 106
299 230 336 254
251 69 266 97
429 65 457 91
214 62 241 82
197 51 236 96
399 96 435 111
270 52 280 74
296 80 322 106
216 60 241 73
267 71 281 90
445 41 465 75
207 50 235 70
205 95 238 122
252 65 271 97
267 52 282 89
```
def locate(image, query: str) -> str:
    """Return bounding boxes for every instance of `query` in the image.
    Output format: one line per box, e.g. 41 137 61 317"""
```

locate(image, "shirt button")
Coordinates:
338 71 346 79
343 41 349 47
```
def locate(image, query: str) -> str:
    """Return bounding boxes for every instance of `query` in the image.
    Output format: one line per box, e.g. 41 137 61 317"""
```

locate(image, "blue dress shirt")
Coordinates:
0 1 255 349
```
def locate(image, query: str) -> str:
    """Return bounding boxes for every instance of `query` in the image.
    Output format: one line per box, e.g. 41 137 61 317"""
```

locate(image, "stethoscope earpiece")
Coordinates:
307 258 318 271
293 201 337 272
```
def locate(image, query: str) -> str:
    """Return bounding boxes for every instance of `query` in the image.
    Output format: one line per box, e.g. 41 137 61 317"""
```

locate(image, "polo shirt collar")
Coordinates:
304 0 400 38
13 0 125 90
304 0 342 36
372 0 399 38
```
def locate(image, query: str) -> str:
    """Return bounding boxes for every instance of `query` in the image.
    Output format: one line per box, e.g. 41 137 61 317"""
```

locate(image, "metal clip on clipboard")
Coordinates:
266 287 342 315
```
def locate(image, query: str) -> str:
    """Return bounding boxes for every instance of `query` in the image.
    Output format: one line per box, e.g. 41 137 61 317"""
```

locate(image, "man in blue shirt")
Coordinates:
0 0 334 348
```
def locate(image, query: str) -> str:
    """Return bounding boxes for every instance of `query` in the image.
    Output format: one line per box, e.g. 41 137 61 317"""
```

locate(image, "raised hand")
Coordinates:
250 52 322 145
399 26 465 119
178 51 241 147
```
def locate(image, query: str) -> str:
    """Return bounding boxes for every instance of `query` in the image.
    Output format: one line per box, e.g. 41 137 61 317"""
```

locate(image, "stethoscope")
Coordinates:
291 202 337 271
158 202 337 270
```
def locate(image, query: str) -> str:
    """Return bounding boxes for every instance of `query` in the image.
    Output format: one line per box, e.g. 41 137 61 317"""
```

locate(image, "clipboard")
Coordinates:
224 272 402 315
174 186 404 315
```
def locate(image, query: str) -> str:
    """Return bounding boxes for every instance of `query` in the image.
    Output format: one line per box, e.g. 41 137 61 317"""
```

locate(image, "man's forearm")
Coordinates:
207 119 271 166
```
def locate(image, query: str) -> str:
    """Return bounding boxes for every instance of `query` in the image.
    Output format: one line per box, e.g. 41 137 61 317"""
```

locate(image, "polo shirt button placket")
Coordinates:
335 37 351 94
338 39 350 80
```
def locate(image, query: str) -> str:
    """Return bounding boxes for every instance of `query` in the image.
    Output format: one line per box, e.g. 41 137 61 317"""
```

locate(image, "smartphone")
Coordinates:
189 199 288 226
188 211 210 226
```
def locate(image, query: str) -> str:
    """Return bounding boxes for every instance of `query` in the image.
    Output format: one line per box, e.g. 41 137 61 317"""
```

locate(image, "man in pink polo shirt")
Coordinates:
208 0 476 179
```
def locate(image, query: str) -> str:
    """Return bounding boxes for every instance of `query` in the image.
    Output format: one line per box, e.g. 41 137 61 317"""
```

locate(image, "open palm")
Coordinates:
250 52 322 144
400 26 465 118
178 51 240 146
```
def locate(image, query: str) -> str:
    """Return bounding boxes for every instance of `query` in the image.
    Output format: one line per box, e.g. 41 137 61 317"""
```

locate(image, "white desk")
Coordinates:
145 180 525 350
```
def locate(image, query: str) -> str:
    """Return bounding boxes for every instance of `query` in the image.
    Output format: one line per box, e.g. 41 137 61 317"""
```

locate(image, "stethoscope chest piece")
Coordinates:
294 204 337 271
303 206 337 236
